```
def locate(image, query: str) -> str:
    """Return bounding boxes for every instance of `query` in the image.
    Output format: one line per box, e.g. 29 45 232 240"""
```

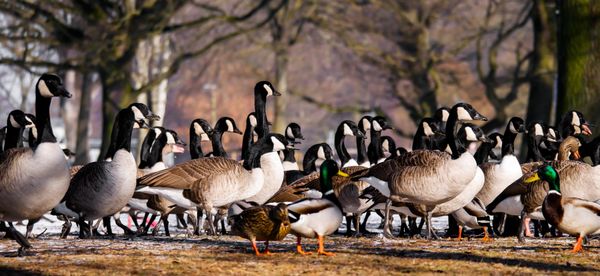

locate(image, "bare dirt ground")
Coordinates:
2 233 600 275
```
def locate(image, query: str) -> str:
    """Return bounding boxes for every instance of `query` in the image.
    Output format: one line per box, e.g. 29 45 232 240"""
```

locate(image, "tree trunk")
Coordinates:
556 0 600 125
74 72 93 165
272 46 289 133
526 0 556 125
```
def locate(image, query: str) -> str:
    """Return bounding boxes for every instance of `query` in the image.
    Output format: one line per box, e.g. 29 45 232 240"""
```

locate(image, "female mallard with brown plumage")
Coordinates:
526 164 600 252
231 202 291 256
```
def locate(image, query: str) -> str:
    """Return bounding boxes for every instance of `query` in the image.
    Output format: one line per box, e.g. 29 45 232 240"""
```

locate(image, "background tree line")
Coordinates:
0 0 597 163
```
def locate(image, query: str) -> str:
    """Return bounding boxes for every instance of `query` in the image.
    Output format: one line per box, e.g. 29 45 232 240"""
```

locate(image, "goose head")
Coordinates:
396 147 408 156
319 159 349 194
418 117 440 137
358 115 373 134
371 116 393 132
164 129 187 154
129 103 160 129
507 117 526 134
338 120 364 138
36 73 71 98
255 81 281 97
191 118 213 141
561 110 592 137
285 122 304 144
215 117 242 135
380 136 397 157
7 110 35 130
246 112 259 137
434 107 451 126
488 132 503 149
456 123 491 154
303 143 333 173
453 103 487 122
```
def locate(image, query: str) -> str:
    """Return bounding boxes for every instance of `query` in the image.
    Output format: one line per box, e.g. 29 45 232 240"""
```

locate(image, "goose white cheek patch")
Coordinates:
271 137 286 151
131 106 145 121
465 127 478 141
226 120 234 132
286 127 294 139
456 107 473 121
317 146 326 160
38 80 53 97
571 111 580 126
343 123 354 136
423 123 434 136
9 115 20 128
361 119 371 131
263 84 273 96
249 115 257 127
372 121 382 131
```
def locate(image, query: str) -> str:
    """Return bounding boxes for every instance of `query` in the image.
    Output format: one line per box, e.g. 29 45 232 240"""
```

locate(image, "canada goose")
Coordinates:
189 118 214 159
138 127 166 171
241 113 258 161
559 110 592 139
412 117 443 151
356 103 487 205
473 132 502 164
254 81 281 139
288 160 348 256
53 103 158 238
433 107 451 130
367 116 392 164
335 120 365 167
0 73 71 255
207 117 242 158
0 126 5 153
303 143 333 174
281 123 304 175
380 135 397 160
475 117 526 207
137 133 288 235
526 164 600 252
356 116 372 167
403 124 490 239
354 103 487 239
525 121 547 162
231 202 291 256
2 110 35 151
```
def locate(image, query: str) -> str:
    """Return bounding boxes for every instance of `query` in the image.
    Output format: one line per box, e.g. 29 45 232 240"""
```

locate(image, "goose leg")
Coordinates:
25 218 40 239
60 216 72 239
102 216 113 236
194 207 203 235
296 236 311 255
130 211 140 229
78 217 90 239
383 199 393 239
425 211 438 240
2 222 31 256
113 213 135 235
139 212 149 230
206 207 217 235
177 213 187 229
162 215 170 237
352 214 361 237
360 211 372 233
517 211 527 243
344 215 354 237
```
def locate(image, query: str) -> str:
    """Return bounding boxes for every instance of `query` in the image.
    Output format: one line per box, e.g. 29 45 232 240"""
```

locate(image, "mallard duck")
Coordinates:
287 160 348 256
231 202 290 256
526 164 600 252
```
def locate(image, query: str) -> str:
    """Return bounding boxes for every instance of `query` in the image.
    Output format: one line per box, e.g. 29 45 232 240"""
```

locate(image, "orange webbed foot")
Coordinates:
572 236 584 253
297 245 312 255
317 249 336 256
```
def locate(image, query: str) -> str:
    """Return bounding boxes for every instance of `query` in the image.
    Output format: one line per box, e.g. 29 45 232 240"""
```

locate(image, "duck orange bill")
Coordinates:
337 171 350 177
573 150 581 160
524 173 540 183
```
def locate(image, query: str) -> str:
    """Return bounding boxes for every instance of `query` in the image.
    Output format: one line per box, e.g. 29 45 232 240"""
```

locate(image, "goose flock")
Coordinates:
2 73 600 257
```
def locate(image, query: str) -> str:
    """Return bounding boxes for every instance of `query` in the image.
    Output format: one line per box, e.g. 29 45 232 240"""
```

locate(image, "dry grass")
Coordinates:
2 234 600 275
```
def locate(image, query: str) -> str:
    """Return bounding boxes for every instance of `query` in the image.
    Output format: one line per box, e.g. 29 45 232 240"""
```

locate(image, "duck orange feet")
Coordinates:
572 236 584 253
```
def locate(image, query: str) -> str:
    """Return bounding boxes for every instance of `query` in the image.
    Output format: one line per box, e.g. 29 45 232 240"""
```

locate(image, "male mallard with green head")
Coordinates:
526 164 600 253
231 202 291 256
287 160 348 256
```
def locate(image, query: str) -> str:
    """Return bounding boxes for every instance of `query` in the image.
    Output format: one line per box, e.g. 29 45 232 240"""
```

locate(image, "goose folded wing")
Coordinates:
463 198 488 217
137 157 239 189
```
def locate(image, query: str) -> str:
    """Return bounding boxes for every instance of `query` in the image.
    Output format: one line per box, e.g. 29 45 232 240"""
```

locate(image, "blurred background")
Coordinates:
0 0 598 164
